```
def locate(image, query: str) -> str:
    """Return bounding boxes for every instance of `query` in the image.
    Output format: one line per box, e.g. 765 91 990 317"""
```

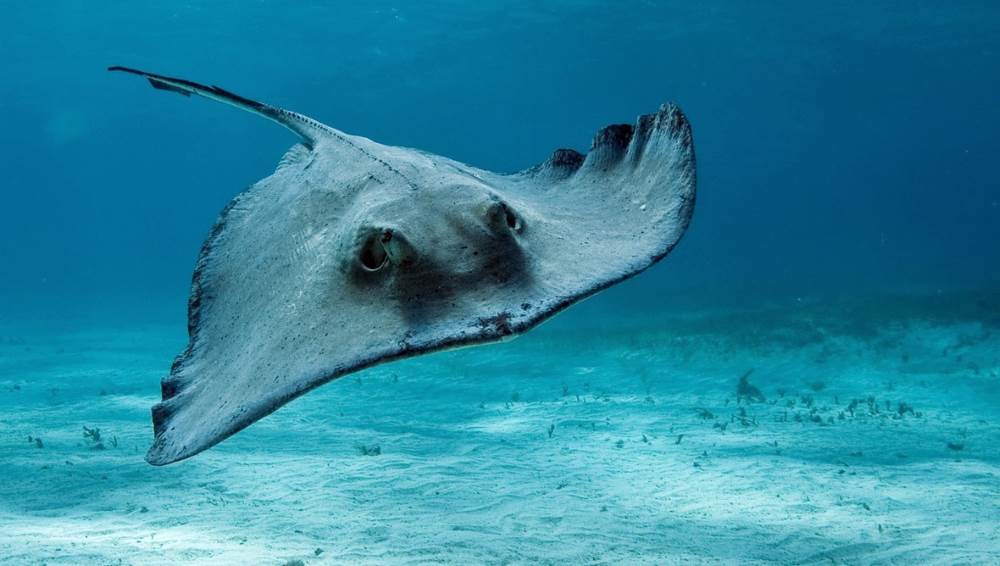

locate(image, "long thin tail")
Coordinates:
108 66 328 148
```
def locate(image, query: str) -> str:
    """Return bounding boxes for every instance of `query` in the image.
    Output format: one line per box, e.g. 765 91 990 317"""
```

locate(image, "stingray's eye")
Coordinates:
486 200 523 234
503 205 521 231
356 228 418 273
359 232 389 271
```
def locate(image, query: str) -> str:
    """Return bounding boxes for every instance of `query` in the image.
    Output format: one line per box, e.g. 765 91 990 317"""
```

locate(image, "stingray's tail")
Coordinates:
108 66 328 148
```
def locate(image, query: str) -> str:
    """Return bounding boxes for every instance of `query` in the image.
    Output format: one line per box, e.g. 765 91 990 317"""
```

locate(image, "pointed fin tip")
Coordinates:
591 104 690 154
145 432 180 466
581 103 693 170
146 402 178 465
520 103 692 180
146 393 202 466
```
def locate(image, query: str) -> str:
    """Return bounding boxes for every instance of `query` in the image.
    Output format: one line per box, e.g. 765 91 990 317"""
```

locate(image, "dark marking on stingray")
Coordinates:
550 148 584 169
478 312 514 336
592 124 634 150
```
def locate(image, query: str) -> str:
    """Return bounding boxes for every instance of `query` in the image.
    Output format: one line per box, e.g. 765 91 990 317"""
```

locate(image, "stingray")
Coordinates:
109 66 697 465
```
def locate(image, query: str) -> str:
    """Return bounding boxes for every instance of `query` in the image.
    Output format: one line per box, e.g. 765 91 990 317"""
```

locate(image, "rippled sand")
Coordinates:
1 292 998 564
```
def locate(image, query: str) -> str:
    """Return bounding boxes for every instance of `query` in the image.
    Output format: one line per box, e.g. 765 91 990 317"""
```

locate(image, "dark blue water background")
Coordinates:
2 2 998 320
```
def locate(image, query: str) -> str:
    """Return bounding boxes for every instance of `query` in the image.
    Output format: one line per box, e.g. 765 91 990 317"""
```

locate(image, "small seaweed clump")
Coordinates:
355 443 381 456
737 370 765 404
83 426 103 450
83 426 118 450
27 435 43 449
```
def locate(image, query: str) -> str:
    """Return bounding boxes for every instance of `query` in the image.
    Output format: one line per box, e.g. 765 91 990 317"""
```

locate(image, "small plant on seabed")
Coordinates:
354 443 381 456
866 396 880 415
83 426 102 449
83 426 117 450
846 398 858 416
548 423 555 438
737 370 765 404
27 435 43 448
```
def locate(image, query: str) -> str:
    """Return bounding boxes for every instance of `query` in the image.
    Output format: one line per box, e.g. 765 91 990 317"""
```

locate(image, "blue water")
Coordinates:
2 3 999 564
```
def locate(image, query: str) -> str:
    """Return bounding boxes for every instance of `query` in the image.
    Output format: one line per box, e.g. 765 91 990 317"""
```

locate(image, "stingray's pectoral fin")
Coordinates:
525 103 695 192
144 361 287 466
108 65 328 148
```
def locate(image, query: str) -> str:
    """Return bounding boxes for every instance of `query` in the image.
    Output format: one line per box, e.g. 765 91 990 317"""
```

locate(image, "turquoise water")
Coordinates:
2 3 999 564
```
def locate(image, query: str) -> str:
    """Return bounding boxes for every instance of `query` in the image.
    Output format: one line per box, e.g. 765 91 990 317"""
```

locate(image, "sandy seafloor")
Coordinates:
1 290 998 565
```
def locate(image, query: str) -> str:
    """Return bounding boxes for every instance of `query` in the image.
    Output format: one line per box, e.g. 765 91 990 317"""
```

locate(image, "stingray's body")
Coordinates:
110 67 696 465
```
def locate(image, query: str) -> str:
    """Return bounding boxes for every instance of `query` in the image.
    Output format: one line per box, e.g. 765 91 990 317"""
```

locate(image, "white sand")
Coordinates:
0 297 998 564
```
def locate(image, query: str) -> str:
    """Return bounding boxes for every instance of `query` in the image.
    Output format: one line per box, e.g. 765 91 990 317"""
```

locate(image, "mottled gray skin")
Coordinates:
109 67 696 465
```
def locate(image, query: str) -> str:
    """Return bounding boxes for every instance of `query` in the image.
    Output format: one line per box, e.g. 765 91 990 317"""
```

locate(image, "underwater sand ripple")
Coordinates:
1 296 999 563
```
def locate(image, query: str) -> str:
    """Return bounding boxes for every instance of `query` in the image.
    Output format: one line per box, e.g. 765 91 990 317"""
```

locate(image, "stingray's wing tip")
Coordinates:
144 448 173 466
144 429 187 467
144 396 205 466
145 437 181 466
145 430 204 466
